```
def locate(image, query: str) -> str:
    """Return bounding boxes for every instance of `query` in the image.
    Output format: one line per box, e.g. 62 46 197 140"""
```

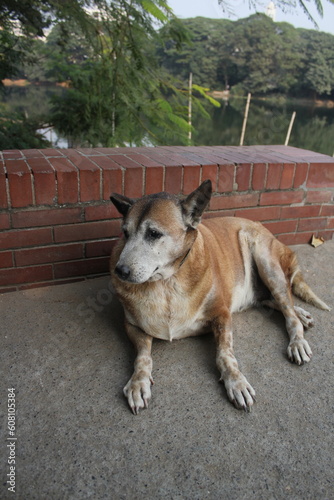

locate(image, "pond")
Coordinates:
1 85 334 156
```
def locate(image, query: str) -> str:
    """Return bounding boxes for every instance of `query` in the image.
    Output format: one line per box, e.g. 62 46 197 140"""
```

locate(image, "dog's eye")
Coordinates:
147 228 163 240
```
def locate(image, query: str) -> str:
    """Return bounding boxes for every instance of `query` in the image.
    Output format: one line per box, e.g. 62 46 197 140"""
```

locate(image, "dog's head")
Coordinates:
110 180 212 284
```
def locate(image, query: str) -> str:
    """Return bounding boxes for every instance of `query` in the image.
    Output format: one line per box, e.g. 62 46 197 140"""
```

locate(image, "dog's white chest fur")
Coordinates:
125 279 211 341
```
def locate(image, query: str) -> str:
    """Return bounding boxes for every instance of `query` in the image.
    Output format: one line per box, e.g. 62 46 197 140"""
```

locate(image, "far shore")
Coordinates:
3 79 334 108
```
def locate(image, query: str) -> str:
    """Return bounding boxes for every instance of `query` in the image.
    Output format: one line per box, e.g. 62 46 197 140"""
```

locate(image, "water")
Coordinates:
192 97 334 157
1 86 334 156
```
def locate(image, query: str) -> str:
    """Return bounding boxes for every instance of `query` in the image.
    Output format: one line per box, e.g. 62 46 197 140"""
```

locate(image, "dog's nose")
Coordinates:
115 264 131 281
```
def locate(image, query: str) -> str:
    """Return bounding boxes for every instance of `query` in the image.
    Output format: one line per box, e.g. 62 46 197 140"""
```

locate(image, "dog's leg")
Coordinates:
255 251 312 365
262 300 314 329
123 321 153 414
213 309 256 411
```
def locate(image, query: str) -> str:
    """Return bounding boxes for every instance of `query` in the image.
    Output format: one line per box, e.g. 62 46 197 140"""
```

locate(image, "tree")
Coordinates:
0 105 50 149
157 14 334 99
297 29 334 97
218 0 334 30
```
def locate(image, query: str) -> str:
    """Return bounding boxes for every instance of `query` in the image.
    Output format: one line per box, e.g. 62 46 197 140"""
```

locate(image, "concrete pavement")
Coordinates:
1 241 333 499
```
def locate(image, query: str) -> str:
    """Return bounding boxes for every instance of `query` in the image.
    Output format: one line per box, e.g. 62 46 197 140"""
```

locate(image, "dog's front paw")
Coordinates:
287 338 312 365
223 374 256 412
123 375 154 415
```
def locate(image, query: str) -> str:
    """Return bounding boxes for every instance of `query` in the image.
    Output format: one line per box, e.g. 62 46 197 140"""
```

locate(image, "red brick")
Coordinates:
307 162 334 188
27 157 56 205
278 232 313 245
49 158 79 204
252 163 266 191
40 148 65 157
281 205 321 219
54 220 121 243
139 151 168 166
12 208 82 228
102 167 123 200
294 163 309 188
321 205 334 216
0 251 13 268
127 153 164 167
91 155 122 170
203 210 235 219
15 243 83 266
174 154 201 167
54 257 109 279
0 228 52 250
202 165 218 191
155 152 185 167
108 155 143 198
19 278 84 291
145 166 164 195
67 154 101 202
218 164 234 193
0 287 17 294
165 166 182 194
260 191 304 206
263 220 298 235
85 239 118 258
236 163 251 191
21 149 44 158
91 157 124 199
85 204 121 221
266 163 283 190
298 217 328 232
6 159 33 208
280 163 295 189
124 166 143 198
76 148 104 156
210 193 259 210
0 213 10 230
183 165 201 194
0 161 8 208
111 155 142 169
320 230 334 240
236 206 281 221
2 150 23 159
306 190 333 203
328 217 334 229
0 265 53 286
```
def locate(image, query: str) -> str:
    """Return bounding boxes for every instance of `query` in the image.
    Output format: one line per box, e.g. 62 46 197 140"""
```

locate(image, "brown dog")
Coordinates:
110 180 330 414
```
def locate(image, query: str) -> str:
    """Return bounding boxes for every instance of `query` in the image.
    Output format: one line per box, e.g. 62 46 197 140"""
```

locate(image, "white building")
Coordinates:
266 1 276 21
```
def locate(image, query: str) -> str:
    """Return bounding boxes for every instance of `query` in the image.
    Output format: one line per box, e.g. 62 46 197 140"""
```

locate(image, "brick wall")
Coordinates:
0 145 333 293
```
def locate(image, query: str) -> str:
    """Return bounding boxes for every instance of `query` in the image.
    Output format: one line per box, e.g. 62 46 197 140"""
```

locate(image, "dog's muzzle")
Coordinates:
115 264 131 281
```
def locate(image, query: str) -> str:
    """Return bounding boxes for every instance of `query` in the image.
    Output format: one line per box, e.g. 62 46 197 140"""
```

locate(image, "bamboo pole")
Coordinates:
285 111 296 146
188 72 192 144
240 92 251 146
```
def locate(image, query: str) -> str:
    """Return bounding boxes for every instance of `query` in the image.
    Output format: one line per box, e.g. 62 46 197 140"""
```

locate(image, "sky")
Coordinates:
167 0 334 35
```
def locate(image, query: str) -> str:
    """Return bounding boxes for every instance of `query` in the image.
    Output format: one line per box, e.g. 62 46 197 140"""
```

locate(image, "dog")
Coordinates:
110 180 330 414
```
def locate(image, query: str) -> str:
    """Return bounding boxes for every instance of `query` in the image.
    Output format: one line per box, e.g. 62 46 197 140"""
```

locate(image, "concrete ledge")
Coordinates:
1 241 333 498
0 145 333 291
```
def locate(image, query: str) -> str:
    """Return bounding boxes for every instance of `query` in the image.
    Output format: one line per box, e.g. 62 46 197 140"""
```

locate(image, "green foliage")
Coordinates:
0 104 50 149
47 1 195 146
157 14 334 99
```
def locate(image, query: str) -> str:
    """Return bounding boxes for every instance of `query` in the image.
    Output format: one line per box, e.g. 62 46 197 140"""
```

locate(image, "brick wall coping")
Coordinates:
0 145 333 292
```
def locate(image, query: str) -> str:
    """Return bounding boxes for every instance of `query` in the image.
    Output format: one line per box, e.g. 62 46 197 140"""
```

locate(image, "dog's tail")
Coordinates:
291 269 331 311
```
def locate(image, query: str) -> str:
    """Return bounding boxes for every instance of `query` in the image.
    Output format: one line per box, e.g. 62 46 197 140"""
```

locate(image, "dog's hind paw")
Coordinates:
294 306 314 329
287 338 312 365
224 374 256 412
123 375 154 415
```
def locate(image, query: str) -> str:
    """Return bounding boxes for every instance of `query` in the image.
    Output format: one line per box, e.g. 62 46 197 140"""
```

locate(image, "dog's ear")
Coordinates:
110 193 134 217
181 179 212 228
